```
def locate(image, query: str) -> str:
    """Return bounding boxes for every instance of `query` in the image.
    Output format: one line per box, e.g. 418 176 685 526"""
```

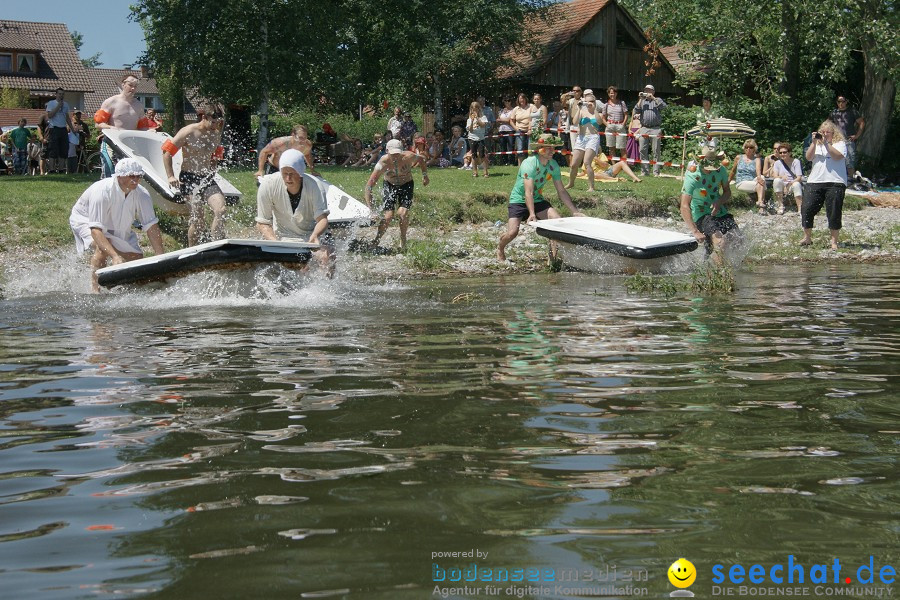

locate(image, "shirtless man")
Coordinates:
364 138 429 250
162 105 228 246
255 124 317 180
94 74 156 177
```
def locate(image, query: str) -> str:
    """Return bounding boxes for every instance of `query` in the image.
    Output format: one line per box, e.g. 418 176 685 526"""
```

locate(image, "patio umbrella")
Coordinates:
686 118 756 138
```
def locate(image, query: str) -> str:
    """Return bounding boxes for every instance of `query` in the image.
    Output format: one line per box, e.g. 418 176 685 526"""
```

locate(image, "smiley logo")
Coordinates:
668 558 696 588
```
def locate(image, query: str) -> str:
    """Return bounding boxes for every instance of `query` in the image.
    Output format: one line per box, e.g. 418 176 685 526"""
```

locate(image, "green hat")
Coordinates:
530 133 563 150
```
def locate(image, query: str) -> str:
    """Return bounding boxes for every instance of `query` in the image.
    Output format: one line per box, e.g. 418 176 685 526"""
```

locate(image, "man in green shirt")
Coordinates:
498 134 584 261
3 119 33 175
680 140 741 262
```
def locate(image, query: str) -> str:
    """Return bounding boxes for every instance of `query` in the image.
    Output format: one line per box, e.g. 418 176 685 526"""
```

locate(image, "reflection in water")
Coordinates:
0 265 897 599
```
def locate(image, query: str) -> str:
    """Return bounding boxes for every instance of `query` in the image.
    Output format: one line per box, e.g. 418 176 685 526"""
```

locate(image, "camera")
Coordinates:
814 132 823 140
639 92 648 99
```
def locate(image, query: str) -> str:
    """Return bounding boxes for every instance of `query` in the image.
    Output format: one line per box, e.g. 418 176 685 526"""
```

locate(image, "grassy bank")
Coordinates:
0 165 881 261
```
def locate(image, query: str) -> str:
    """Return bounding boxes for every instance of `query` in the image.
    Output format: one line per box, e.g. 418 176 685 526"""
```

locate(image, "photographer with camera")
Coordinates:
635 84 667 177
799 121 847 250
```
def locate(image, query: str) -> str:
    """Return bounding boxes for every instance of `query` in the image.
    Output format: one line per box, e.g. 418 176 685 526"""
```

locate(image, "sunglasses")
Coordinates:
779 151 789 154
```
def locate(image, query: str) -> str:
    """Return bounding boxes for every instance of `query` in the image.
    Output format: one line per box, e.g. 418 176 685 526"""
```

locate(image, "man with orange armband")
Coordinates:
94 74 156 177
162 104 228 246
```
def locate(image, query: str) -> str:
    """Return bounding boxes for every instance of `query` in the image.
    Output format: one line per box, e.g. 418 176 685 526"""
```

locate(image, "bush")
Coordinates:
257 107 424 145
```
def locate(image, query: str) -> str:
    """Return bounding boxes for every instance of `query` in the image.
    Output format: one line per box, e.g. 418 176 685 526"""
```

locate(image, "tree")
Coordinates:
0 87 31 108
71 30 103 69
344 0 554 129
132 0 348 139
621 0 898 167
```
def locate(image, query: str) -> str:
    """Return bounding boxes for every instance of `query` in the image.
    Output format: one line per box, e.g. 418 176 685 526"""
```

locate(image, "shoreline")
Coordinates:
1 205 897 287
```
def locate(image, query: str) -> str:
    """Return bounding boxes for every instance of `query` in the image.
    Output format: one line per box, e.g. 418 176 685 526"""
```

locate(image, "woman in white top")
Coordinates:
466 101 490 178
530 93 549 136
770 143 803 215
800 120 847 249
566 89 601 191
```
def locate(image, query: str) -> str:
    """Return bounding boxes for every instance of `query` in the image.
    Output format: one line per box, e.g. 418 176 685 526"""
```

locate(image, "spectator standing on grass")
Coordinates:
477 96 495 165
600 85 629 163
466 101 490 177
399 113 418 148
636 84 666 177
566 89 601 192
510 93 535 166
2 118 32 175
72 110 90 156
829 95 864 178
626 110 641 165
497 97 516 166
45 87 74 174
387 107 403 140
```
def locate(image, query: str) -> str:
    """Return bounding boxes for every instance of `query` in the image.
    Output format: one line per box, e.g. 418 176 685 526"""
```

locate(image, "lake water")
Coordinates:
0 264 897 599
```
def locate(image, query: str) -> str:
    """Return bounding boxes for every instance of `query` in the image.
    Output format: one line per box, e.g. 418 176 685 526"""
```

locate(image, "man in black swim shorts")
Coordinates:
364 139 429 251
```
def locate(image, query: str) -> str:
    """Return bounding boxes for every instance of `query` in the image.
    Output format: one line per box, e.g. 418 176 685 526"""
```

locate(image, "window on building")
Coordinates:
17 54 35 73
616 19 643 49
580 23 604 46
0 53 12 71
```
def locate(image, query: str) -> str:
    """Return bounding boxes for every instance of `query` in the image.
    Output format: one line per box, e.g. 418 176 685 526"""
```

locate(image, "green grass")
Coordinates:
625 263 736 297
0 164 692 252
404 239 452 272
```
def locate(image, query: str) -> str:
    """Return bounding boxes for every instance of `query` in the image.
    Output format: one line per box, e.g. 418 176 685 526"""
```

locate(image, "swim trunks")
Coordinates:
179 170 223 204
382 180 414 212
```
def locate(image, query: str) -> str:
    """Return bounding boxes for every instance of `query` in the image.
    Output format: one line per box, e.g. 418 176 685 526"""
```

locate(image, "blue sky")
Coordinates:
6 2 147 69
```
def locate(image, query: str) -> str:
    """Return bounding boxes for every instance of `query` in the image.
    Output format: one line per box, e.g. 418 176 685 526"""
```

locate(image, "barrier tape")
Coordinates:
484 128 684 140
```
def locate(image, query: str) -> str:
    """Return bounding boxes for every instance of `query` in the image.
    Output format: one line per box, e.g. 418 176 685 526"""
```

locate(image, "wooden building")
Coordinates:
502 0 679 99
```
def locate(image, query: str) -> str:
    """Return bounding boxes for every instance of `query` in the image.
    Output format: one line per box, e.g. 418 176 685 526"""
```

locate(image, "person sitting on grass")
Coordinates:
449 126 467 168
729 138 766 214
341 138 364 167
69 158 165 293
770 143 803 215
680 139 742 264
590 152 641 183
352 133 383 167
426 131 446 167
497 134 585 262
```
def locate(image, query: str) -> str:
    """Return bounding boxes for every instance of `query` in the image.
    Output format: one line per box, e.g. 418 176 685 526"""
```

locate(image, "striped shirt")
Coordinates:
602 101 628 123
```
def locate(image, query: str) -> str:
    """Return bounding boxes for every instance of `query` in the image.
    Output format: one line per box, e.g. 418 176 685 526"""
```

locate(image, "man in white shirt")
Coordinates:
69 158 165 292
255 149 334 275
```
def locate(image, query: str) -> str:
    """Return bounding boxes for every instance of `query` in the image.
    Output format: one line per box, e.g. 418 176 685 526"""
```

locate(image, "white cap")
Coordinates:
386 139 404 154
279 148 306 176
644 84 655 92
115 158 144 176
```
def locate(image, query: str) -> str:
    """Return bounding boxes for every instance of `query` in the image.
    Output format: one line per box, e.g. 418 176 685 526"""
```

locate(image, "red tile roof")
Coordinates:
660 45 696 70
83 68 160 114
0 108 47 128
502 0 612 78
0 20 92 92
